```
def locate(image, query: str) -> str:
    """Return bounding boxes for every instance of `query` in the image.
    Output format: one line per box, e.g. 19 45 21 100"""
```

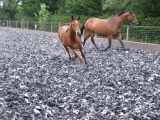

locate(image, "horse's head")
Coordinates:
71 16 81 36
127 10 139 26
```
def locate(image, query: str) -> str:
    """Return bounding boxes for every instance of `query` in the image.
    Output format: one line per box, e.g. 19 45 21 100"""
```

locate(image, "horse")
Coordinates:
58 16 87 68
81 10 139 50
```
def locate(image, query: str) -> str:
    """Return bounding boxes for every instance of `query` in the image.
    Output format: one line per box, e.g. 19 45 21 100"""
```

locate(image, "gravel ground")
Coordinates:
0 28 160 120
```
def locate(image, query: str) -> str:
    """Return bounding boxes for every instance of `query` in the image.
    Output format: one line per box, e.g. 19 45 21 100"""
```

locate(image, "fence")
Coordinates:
0 20 160 44
122 25 160 44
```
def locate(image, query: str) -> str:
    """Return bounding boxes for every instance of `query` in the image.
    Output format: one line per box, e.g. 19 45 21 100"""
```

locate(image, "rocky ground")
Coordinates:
0 28 160 120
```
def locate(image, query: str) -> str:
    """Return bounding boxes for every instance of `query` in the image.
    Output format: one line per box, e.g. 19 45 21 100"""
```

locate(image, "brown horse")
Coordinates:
58 16 87 68
81 10 139 50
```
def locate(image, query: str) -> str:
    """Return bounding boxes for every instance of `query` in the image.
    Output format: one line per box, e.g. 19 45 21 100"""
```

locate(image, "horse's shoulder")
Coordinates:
62 25 69 29
59 25 69 32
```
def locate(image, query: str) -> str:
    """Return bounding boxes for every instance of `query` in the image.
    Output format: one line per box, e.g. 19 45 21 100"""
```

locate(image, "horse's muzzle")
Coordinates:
76 31 81 36
133 21 139 26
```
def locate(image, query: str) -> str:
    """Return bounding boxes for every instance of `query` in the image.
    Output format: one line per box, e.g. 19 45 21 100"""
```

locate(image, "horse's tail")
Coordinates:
80 21 87 35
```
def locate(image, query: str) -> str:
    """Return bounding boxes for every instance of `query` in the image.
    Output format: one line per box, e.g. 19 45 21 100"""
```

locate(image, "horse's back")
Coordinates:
85 18 110 36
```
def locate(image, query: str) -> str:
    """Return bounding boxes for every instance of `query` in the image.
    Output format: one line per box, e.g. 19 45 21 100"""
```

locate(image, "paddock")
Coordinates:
0 27 159 119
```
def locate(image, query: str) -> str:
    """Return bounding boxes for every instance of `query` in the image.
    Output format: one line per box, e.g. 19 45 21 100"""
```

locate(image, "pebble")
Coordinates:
0 29 159 120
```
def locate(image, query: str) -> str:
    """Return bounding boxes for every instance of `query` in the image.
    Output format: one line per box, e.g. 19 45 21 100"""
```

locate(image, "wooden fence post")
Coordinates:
26 21 29 29
7 20 9 27
16 21 18 28
51 23 52 32
126 26 129 41
40 21 43 31
59 22 62 28
21 21 22 29
9 21 10 27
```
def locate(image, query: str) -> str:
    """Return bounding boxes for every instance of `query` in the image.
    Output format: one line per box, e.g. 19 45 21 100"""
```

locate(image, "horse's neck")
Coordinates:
68 26 77 42
112 13 129 27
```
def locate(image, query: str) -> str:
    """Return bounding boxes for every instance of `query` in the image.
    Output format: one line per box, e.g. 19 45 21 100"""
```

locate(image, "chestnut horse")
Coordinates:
81 10 139 50
58 16 87 68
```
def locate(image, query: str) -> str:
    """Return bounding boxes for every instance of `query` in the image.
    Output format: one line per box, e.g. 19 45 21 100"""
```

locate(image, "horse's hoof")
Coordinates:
121 47 126 51
82 63 87 69
101 47 110 51
83 65 88 70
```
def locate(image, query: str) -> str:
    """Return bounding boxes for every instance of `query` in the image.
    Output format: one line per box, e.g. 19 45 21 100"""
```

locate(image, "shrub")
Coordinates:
0 12 10 20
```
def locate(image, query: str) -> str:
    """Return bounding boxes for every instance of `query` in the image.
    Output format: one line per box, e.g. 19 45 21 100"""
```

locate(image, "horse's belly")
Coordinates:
95 29 118 36
94 30 108 36
96 32 108 36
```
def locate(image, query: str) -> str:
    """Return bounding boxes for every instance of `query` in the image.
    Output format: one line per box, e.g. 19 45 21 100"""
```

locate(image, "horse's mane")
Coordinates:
110 11 127 19
118 11 126 16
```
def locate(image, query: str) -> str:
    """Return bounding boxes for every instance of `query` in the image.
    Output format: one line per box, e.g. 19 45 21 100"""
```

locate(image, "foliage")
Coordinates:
34 3 50 22
38 0 59 14
102 0 133 15
48 14 90 24
0 11 10 20
14 11 37 21
57 0 103 16
134 0 160 17
139 17 160 26
0 0 21 19
19 0 40 17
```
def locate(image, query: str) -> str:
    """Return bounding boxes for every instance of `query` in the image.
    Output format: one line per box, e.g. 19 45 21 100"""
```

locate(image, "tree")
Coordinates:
0 0 21 19
35 3 50 22
102 0 160 17
102 0 134 15
38 0 59 14
20 0 60 17
57 0 103 16
134 0 160 17
20 0 41 17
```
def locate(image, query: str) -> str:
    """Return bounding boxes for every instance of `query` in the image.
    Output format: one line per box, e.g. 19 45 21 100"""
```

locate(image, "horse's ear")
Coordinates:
129 10 133 14
77 16 80 20
71 16 74 21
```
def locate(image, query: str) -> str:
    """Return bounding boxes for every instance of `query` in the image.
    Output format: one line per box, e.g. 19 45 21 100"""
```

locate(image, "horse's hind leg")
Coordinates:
91 36 99 50
71 48 86 68
83 34 90 46
63 45 71 59
86 32 99 50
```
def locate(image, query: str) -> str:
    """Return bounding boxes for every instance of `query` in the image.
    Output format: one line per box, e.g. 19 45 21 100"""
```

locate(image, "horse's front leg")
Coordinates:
71 48 86 68
79 46 87 64
63 45 71 59
117 33 125 49
103 35 112 51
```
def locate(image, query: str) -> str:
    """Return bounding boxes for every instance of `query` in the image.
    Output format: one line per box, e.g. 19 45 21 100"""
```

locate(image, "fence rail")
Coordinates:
0 20 160 44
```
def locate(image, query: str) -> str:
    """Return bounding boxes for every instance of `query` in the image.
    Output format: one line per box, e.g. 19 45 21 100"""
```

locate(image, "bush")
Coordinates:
14 11 38 21
48 14 90 24
0 12 10 20
139 17 160 26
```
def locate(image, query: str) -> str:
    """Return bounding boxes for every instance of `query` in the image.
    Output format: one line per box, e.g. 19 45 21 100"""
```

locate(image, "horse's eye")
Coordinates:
72 24 74 26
